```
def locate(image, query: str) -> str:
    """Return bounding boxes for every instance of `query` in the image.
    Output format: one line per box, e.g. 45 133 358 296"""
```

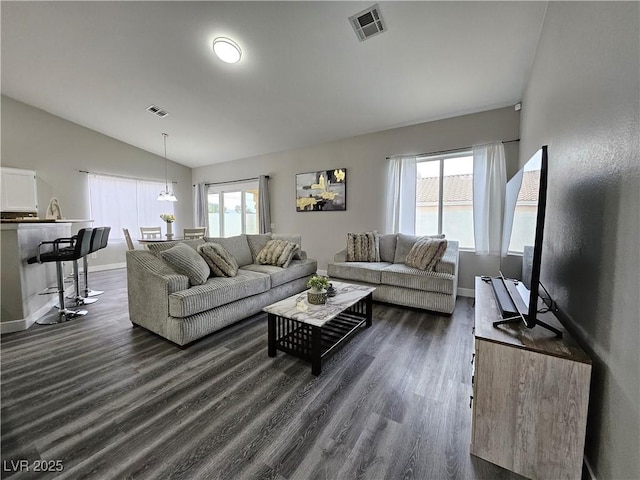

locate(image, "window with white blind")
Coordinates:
207 180 259 237
88 174 174 240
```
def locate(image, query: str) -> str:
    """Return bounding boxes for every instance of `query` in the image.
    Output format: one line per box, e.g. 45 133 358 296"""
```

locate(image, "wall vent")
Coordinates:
349 4 386 42
146 104 170 118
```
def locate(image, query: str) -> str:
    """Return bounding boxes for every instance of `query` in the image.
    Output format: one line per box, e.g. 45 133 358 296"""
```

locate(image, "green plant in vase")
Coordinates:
307 275 330 293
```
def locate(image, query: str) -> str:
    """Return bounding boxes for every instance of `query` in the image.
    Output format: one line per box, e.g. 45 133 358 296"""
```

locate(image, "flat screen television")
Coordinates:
495 145 562 337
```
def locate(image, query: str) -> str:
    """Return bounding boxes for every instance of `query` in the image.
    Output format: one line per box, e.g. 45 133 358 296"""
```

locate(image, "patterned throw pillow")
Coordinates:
405 238 448 271
197 242 239 277
255 239 300 268
346 231 380 262
394 233 445 264
246 234 272 262
160 243 210 285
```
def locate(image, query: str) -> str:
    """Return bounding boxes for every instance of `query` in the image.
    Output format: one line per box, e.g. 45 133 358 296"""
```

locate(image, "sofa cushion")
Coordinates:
204 234 253 267
378 234 397 263
346 231 380 262
327 262 391 284
147 238 206 256
160 243 210 286
246 233 272 262
406 238 448 271
273 233 303 260
197 242 238 277
381 263 455 295
241 258 317 288
256 239 300 268
393 233 445 264
168 269 270 318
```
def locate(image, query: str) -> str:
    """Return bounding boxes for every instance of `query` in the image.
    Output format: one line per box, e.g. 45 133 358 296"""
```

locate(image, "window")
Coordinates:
416 152 475 248
508 157 541 253
207 180 259 237
88 174 174 240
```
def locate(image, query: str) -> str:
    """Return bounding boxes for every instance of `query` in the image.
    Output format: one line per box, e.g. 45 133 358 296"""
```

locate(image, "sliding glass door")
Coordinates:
207 181 259 237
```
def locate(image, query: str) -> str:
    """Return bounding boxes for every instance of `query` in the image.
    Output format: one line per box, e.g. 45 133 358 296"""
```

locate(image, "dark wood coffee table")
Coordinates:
263 281 375 375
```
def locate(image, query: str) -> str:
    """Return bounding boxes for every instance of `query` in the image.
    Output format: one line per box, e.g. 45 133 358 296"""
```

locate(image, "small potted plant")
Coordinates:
307 275 330 305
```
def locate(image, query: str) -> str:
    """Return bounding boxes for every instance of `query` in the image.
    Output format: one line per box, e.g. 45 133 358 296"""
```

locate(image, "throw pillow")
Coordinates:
204 234 252 267
394 233 445 264
405 238 448 271
272 233 303 260
160 243 210 286
346 231 380 262
197 242 238 277
246 233 272 262
255 239 300 268
146 238 205 257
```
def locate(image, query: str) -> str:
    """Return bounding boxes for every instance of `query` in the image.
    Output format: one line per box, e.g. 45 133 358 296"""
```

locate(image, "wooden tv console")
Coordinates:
471 277 591 480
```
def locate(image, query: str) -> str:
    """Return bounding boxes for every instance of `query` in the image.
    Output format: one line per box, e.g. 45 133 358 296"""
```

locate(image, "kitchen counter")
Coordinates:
1 222 73 332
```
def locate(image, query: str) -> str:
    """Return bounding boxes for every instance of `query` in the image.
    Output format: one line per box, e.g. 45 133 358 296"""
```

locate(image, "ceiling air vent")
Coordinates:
349 4 386 42
146 104 170 118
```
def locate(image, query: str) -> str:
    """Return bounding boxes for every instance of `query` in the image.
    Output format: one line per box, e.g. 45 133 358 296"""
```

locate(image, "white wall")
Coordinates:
193 107 521 290
520 3 639 479
1 95 193 267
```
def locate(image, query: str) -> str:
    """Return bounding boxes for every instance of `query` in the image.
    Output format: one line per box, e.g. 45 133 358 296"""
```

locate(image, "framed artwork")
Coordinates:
296 168 347 212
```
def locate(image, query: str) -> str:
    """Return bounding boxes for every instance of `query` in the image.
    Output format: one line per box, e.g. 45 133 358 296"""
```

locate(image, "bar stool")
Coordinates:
28 228 93 324
82 226 106 298
84 226 111 297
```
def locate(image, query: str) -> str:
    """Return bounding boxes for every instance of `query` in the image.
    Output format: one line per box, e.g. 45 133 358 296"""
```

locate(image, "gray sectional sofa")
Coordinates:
327 233 459 314
126 234 317 346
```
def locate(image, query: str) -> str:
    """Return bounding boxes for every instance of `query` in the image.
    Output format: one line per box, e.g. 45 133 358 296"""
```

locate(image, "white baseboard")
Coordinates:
458 287 474 298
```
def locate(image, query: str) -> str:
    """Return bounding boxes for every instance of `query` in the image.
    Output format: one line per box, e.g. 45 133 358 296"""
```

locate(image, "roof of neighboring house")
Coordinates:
417 170 540 204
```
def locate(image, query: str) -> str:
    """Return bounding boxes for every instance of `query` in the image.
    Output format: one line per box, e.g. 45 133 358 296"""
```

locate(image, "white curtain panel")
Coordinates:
473 143 506 255
384 156 416 234
195 183 208 232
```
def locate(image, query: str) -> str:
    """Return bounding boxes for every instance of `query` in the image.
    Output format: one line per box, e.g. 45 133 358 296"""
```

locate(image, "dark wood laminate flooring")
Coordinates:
1 269 525 480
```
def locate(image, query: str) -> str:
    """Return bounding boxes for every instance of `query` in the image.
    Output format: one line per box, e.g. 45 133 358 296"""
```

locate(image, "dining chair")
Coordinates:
123 228 135 250
183 227 207 240
140 226 162 239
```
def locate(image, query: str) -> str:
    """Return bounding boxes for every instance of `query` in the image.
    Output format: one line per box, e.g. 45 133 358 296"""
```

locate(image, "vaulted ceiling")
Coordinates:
1 2 547 168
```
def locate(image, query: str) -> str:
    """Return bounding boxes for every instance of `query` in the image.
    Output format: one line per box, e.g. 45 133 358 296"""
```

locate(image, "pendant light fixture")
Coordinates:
158 133 177 202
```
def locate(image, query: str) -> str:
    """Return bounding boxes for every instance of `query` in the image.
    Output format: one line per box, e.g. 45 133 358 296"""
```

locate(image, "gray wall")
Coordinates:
1 95 193 267
193 107 522 290
520 3 639 479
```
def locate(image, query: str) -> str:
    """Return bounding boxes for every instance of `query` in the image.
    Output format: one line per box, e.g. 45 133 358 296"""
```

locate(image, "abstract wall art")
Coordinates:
295 168 347 212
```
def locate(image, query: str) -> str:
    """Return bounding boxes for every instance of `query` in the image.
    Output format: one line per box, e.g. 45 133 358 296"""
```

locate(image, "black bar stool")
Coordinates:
28 228 94 324
83 226 109 297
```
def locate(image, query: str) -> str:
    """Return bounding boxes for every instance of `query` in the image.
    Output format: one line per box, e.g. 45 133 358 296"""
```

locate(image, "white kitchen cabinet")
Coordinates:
1 167 38 212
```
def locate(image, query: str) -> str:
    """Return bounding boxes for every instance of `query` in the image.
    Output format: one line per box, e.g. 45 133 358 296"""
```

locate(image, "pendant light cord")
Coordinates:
163 133 169 192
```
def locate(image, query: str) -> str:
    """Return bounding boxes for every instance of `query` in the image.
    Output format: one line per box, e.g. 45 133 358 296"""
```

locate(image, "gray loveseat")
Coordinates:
126 233 317 346
327 233 459 314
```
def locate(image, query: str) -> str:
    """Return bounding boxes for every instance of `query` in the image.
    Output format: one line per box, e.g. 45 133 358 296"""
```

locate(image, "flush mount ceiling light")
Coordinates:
212 37 242 64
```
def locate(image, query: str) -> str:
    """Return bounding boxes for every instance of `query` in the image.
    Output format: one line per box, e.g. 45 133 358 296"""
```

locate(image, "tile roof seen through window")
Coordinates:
417 171 540 204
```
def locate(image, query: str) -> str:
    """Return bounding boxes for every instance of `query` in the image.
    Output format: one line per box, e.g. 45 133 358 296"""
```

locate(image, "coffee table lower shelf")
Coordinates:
267 293 372 375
